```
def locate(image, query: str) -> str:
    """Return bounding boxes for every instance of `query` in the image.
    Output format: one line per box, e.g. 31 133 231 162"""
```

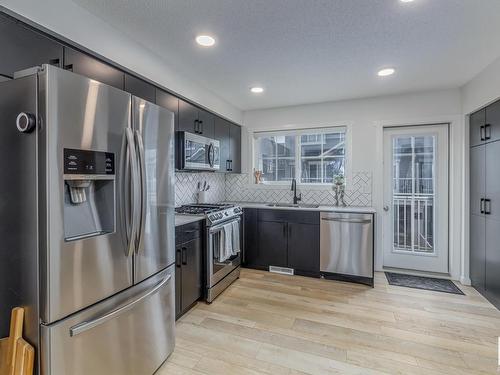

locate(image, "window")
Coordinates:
254 127 346 184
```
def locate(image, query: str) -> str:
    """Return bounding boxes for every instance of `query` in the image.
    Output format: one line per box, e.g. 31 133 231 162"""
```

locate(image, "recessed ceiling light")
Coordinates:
195 35 216 47
377 68 395 77
250 87 264 94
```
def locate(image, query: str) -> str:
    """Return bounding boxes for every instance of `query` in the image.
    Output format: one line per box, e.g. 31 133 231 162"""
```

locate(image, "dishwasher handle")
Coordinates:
321 217 371 224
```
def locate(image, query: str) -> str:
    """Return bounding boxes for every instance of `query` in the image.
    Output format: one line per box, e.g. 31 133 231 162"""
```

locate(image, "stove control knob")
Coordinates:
224 212 228 216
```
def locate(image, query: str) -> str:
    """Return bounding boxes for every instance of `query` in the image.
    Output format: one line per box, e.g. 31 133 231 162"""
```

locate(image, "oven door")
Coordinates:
179 132 220 171
207 217 242 287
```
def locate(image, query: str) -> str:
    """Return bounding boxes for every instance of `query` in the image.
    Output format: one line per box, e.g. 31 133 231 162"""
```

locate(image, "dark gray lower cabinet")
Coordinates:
288 223 320 275
175 221 203 318
470 214 486 290
244 208 320 276
258 221 288 267
485 218 500 304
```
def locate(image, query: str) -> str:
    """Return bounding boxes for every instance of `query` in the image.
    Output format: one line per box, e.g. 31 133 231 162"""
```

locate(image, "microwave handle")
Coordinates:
208 143 215 167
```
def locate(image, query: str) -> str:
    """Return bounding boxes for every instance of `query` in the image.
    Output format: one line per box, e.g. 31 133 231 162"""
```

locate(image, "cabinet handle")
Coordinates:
176 249 181 267
480 198 485 214
181 247 187 265
199 120 204 134
228 160 232 171
63 64 74 72
282 223 287 237
194 120 199 134
485 198 492 215
485 124 491 140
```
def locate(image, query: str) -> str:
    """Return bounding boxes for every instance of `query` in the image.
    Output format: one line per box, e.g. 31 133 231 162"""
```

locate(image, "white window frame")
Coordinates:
253 126 347 186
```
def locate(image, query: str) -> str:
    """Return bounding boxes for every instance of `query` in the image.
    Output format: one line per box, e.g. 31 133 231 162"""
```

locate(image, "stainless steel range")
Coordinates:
175 203 242 302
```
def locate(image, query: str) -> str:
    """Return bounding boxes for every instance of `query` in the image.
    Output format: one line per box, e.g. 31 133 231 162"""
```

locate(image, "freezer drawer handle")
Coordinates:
321 217 371 224
69 274 172 337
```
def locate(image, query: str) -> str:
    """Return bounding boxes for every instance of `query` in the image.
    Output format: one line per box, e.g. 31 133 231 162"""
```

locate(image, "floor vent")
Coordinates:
269 266 294 276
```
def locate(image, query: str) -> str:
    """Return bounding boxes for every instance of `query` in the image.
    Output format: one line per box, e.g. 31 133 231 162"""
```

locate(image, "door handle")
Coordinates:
383 205 389 212
69 274 172 337
480 198 485 214
124 128 139 257
485 124 491 140
484 198 492 215
135 130 147 253
176 249 181 267
182 246 187 265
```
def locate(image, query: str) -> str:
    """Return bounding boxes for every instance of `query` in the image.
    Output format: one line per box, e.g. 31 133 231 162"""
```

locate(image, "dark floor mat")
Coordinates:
385 272 464 295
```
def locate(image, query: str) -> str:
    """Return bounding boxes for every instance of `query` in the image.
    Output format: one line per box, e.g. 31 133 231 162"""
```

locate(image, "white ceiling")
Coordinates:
71 0 500 111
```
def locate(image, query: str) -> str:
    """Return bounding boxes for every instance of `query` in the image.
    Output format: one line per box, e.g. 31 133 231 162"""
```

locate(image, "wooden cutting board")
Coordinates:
0 308 34 375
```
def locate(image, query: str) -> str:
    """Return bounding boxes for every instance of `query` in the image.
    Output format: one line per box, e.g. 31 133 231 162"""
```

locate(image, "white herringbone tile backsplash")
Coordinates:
175 172 226 206
175 172 372 207
224 172 372 206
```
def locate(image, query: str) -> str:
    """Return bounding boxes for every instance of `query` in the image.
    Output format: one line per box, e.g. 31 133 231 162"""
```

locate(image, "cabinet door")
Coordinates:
470 214 486 290
214 117 230 172
0 14 63 77
469 109 485 147
198 109 215 138
257 221 287 267
63 47 124 90
470 145 486 216
229 124 241 173
181 238 202 312
124 74 155 102
485 141 500 221
175 247 182 318
485 100 500 143
485 217 500 301
243 208 259 266
287 223 320 274
178 100 199 133
156 89 179 130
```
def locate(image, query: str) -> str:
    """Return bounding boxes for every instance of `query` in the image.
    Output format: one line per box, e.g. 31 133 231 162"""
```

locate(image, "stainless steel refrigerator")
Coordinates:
0 65 176 375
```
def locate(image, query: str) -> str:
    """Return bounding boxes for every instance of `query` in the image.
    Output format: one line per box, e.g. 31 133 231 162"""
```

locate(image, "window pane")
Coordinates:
323 158 344 183
256 137 276 158
323 133 345 156
301 134 322 157
301 158 322 183
276 135 296 157
277 159 295 181
261 158 276 182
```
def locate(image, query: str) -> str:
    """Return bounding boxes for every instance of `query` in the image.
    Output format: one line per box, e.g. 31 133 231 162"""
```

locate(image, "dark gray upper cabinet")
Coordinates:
155 89 179 130
486 100 500 144
470 109 485 147
178 100 215 138
214 117 231 172
124 74 155 102
0 14 63 78
229 123 241 173
485 141 500 221
198 109 215 138
63 47 124 90
178 100 199 134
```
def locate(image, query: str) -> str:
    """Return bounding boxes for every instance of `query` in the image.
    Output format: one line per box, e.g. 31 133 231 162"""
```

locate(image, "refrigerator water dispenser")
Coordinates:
63 148 116 241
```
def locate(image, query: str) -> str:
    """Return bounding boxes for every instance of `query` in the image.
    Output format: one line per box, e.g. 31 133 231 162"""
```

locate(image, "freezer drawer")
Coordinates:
40 265 175 375
320 212 373 280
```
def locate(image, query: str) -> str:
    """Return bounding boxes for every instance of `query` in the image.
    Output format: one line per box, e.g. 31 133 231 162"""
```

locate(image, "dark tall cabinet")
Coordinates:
0 13 63 78
470 99 500 309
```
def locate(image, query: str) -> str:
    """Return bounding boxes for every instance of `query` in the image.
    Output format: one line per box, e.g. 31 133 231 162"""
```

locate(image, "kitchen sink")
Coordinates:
266 203 320 208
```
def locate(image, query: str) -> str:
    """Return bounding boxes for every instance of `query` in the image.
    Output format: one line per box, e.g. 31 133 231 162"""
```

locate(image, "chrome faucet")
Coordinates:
291 178 302 204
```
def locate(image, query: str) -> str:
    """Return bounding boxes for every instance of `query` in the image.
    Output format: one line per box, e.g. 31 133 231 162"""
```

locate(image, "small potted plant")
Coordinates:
333 174 346 206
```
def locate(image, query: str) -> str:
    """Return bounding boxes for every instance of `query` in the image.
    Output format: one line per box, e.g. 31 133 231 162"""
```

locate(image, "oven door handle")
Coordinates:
209 217 241 233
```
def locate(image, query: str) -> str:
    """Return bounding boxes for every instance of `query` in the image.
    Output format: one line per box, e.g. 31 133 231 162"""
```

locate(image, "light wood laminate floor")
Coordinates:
157 268 500 375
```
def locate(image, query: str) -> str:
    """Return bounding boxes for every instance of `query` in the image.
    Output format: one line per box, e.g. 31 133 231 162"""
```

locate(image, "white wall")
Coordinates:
0 0 242 124
459 55 500 286
243 89 464 281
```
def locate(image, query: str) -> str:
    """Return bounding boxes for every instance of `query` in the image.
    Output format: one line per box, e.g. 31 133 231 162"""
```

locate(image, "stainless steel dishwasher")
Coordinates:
320 212 374 286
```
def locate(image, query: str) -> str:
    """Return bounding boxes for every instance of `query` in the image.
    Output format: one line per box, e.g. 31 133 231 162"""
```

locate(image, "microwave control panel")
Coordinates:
64 148 115 175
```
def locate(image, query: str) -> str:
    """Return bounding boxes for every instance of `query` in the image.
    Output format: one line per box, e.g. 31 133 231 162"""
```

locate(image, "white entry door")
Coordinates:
382 124 449 273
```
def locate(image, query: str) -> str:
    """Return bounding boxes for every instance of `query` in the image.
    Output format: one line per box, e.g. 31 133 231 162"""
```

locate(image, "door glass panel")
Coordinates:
392 135 435 254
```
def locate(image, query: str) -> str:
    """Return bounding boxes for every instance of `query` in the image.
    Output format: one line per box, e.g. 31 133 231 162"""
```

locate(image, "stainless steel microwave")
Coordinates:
177 131 220 171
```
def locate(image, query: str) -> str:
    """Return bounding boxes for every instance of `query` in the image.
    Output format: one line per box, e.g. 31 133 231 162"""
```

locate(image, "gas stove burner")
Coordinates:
175 203 242 225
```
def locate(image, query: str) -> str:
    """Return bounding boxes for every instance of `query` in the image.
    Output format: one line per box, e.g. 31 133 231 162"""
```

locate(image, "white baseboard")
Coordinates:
459 276 471 286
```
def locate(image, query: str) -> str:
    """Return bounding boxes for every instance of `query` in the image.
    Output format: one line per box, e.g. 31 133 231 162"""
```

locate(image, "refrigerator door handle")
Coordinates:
135 129 147 252
69 274 172 337
125 127 139 257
